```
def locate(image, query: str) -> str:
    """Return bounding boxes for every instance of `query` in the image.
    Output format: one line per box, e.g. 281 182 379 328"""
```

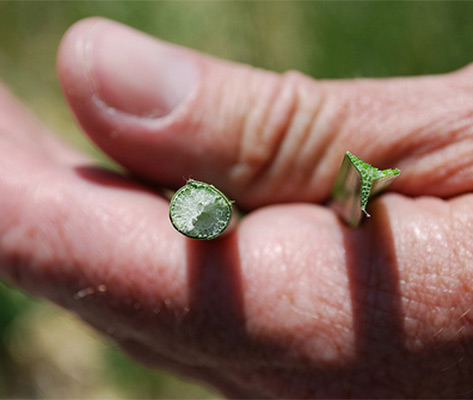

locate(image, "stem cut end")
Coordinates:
331 152 400 227
169 180 233 240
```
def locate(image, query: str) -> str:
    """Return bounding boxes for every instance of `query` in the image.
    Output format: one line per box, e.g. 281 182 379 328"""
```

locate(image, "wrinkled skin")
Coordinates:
1 17 473 398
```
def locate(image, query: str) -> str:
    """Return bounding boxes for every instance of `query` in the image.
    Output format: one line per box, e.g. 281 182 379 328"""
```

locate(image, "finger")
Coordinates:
2 120 473 397
0 83 89 166
0 143 193 348
217 194 473 398
0 102 264 396
0 84 202 377
58 18 473 208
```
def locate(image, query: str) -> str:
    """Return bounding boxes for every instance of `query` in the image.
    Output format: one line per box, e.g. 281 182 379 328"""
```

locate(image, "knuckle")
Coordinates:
229 69 300 185
230 68 335 206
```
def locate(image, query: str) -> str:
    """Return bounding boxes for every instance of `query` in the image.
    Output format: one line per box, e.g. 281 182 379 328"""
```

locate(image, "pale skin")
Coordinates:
1 17 473 398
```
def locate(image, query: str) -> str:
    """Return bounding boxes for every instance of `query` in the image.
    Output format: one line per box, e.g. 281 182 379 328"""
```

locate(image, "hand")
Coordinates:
1 17 473 398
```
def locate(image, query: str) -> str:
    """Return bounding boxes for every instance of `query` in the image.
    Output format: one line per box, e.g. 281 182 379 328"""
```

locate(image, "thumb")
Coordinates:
57 18 473 209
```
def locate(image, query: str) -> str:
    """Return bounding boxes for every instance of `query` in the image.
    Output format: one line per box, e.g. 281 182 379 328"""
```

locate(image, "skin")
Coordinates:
1 17 473 398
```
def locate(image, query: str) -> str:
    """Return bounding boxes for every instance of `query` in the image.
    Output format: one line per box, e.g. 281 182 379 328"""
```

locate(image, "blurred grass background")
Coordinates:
1 1 473 398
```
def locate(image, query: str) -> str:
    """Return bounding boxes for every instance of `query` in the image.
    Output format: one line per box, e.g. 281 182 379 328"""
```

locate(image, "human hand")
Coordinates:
1 17 473 398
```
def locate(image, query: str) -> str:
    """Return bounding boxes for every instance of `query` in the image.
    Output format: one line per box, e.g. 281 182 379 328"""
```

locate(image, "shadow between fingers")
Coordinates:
343 199 405 361
186 233 246 355
74 165 132 188
74 165 172 198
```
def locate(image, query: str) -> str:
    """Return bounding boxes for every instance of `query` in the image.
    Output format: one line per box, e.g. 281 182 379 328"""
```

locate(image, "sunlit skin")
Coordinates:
1 17 473 398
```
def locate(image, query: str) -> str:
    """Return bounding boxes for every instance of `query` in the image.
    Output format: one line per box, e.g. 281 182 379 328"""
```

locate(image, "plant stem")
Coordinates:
331 151 400 227
169 180 233 240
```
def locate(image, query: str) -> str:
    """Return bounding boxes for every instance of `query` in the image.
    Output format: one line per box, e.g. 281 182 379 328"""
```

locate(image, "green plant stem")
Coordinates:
331 151 400 227
169 180 233 240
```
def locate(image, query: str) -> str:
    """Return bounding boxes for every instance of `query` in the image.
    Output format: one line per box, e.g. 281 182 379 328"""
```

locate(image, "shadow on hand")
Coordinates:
341 198 473 398
186 233 245 355
344 199 404 361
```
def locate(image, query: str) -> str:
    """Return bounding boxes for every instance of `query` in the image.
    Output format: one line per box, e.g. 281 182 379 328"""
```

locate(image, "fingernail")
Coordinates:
88 21 198 118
